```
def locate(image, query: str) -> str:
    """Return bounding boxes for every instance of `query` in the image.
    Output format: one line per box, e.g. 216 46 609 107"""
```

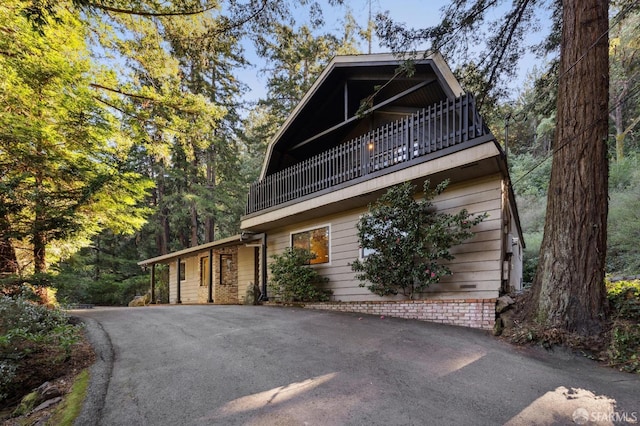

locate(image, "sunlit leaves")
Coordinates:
0 1 151 272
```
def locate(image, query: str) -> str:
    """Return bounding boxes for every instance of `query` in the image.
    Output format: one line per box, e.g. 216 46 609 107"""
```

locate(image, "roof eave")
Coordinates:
258 51 462 180
137 234 254 266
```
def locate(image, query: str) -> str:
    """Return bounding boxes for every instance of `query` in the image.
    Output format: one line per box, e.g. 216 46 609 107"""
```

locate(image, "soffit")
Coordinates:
262 54 460 177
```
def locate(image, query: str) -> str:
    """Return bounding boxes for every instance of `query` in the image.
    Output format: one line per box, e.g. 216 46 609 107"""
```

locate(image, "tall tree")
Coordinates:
256 16 361 124
0 1 151 273
530 0 609 334
377 0 613 335
163 13 249 244
609 6 640 162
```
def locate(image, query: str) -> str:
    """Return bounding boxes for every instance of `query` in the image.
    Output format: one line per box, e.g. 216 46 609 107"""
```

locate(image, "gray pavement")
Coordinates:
72 305 640 426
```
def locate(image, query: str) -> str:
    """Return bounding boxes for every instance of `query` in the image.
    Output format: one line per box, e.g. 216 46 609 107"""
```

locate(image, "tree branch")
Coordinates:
90 83 205 116
77 0 220 17
622 114 640 137
90 83 157 102
93 96 187 134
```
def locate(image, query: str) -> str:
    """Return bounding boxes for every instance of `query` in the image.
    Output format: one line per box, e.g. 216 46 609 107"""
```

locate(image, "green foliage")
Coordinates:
256 17 361 124
509 153 553 198
351 181 487 299
0 1 152 273
521 231 543 285
607 279 640 321
606 279 640 373
0 290 82 405
269 247 331 303
607 155 640 275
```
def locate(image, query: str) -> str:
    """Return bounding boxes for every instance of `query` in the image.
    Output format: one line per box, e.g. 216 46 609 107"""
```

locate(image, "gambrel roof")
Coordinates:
260 52 464 180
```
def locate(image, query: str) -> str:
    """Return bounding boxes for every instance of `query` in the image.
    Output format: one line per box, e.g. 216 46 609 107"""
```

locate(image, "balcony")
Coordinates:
245 94 489 216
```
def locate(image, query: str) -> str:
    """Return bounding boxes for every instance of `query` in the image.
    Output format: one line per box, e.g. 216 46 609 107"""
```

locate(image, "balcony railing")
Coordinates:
246 93 488 215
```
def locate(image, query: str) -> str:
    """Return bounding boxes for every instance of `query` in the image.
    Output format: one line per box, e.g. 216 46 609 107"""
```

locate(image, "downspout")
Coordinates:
176 257 182 304
260 234 268 301
242 232 269 301
208 248 214 303
150 263 156 304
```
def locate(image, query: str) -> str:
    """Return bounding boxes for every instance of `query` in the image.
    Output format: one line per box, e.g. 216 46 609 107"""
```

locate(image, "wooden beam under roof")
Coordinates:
289 78 436 151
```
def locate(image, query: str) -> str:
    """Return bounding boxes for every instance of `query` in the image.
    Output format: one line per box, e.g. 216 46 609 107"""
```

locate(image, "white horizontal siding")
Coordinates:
238 246 255 304
174 255 202 304
266 175 504 301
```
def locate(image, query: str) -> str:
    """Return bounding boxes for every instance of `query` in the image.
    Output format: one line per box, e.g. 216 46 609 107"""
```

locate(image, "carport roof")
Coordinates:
137 233 261 266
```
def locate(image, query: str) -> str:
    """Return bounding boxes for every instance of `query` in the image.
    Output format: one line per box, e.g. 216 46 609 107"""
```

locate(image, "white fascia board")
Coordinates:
137 234 243 266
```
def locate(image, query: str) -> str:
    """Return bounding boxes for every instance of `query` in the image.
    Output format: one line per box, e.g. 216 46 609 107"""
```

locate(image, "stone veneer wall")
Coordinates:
305 299 496 330
214 247 238 304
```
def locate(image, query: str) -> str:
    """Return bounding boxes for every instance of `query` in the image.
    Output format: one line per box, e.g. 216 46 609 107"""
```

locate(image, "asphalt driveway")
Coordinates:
72 305 640 425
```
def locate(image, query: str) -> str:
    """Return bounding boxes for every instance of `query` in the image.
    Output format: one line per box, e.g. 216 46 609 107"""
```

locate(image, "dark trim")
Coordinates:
343 81 348 121
260 234 268 301
493 140 526 248
176 257 182 304
208 248 214 303
137 234 243 267
253 246 260 294
290 79 435 151
150 264 156 304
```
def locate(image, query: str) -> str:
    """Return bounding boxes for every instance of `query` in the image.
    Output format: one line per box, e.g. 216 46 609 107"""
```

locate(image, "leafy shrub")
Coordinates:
607 280 640 321
52 271 152 306
351 180 486 299
0 292 82 406
607 184 640 275
269 247 331 303
522 231 543 285
606 279 640 373
0 275 58 307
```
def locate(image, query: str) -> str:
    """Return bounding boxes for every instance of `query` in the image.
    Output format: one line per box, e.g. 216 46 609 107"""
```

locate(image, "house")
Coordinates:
139 52 524 330
137 234 264 305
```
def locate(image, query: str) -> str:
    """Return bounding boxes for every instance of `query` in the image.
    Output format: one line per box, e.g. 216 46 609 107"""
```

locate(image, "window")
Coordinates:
200 257 209 286
291 225 330 265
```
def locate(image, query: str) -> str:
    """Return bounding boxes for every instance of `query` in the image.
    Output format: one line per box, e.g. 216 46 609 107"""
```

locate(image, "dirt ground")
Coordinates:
1 331 95 426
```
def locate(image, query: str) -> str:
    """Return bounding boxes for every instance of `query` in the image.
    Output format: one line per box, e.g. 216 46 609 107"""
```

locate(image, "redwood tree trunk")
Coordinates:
0 238 17 274
156 161 170 256
190 201 198 247
33 230 46 274
0 213 17 274
529 0 609 335
204 144 216 243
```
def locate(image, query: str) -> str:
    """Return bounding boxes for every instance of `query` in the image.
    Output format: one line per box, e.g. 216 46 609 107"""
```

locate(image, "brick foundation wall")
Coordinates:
305 299 496 330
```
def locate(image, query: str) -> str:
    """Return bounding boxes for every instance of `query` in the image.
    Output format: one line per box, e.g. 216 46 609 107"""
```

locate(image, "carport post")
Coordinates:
208 248 214 303
176 257 182 304
150 263 156 304
261 236 268 301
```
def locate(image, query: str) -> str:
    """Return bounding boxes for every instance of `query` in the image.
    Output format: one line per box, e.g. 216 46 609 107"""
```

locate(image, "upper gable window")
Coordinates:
291 225 330 265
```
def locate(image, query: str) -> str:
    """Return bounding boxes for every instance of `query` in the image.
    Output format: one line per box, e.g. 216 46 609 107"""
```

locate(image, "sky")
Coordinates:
236 0 552 105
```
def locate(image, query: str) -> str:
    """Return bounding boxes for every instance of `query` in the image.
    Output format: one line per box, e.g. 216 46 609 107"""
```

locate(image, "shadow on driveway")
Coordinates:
73 305 640 426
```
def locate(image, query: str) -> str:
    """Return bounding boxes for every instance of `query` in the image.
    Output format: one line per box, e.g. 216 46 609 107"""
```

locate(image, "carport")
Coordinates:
137 233 266 305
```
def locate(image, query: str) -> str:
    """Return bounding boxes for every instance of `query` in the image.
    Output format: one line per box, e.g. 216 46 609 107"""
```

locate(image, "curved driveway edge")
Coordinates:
73 315 114 426
73 305 640 425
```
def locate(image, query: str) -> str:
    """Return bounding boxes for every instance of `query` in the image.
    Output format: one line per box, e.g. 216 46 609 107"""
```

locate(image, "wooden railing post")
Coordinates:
244 94 486 215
